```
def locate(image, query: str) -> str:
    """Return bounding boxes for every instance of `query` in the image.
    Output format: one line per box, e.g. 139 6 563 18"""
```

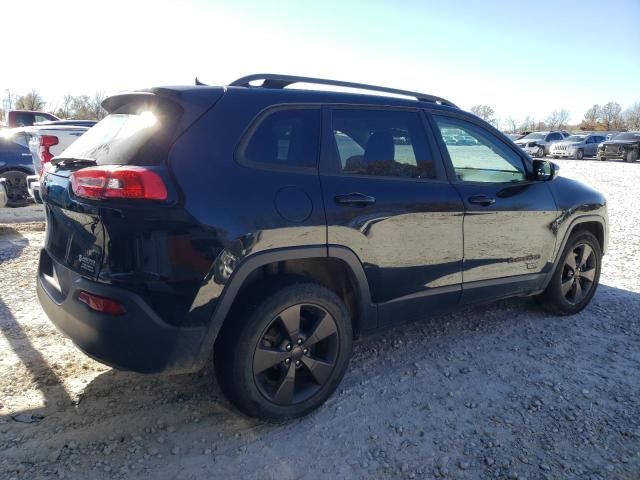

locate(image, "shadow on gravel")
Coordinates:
2 282 638 474
0 226 30 263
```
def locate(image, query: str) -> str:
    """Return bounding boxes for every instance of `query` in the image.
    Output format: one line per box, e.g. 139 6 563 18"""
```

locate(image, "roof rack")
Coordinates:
229 74 458 108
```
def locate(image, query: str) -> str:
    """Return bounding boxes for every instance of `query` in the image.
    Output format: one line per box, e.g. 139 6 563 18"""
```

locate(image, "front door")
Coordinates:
430 113 558 305
320 106 465 328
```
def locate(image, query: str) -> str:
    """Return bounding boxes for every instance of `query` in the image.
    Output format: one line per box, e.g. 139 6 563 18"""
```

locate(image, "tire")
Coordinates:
214 278 353 420
552 155 559 159
1 170 30 207
537 146 545 158
536 231 601 315
597 155 606 162
576 149 584 160
625 150 638 163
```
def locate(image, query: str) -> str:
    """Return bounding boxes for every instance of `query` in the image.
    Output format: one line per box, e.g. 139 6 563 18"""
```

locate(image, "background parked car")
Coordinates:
6 110 59 128
597 132 640 162
0 130 34 207
514 131 568 157
549 133 607 159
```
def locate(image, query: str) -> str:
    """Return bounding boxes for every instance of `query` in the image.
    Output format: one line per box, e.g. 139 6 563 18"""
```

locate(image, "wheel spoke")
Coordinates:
302 355 334 385
253 347 289 374
561 278 574 297
577 244 593 269
273 362 296 404
305 312 337 346
279 305 301 341
573 279 584 303
580 267 596 283
565 251 577 272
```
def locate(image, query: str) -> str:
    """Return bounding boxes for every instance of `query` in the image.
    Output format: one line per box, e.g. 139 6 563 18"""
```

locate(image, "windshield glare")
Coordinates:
566 135 586 142
613 132 640 141
522 133 545 140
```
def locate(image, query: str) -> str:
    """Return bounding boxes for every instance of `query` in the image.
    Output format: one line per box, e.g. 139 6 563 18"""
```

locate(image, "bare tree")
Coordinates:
580 104 601 130
15 89 46 110
55 93 74 119
91 91 107 120
504 116 518 133
600 102 624 130
623 102 640 130
545 109 571 130
470 105 496 124
3 89 15 111
519 116 537 132
69 95 93 119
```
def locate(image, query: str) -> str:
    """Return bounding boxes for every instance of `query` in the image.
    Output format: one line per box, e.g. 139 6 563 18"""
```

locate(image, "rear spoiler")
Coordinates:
102 87 225 137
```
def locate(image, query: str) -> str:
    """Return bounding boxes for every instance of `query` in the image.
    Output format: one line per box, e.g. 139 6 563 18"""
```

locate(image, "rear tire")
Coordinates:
626 150 638 163
536 231 601 315
214 278 352 420
1 170 30 207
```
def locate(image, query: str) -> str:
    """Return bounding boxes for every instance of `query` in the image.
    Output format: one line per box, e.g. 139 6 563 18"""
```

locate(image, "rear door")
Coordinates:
429 112 558 304
320 106 464 328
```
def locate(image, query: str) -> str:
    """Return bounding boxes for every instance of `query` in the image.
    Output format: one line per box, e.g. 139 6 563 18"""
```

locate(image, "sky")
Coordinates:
2 0 639 125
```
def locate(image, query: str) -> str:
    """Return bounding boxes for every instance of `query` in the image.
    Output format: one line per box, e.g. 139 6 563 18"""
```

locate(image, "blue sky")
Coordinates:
3 0 639 125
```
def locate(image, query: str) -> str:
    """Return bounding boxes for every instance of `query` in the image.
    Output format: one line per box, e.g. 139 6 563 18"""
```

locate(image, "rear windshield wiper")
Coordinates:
52 156 97 167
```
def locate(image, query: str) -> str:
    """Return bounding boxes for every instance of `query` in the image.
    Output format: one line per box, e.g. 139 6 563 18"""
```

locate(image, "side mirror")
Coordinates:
533 159 559 181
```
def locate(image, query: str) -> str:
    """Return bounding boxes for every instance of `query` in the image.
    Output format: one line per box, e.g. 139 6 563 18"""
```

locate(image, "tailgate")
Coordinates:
43 168 105 279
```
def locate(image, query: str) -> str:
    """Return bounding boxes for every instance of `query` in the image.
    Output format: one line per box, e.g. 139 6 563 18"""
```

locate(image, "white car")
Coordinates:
515 131 569 157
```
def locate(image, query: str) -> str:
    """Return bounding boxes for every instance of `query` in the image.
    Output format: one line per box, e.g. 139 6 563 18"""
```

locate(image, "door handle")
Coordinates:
334 193 376 207
468 195 496 206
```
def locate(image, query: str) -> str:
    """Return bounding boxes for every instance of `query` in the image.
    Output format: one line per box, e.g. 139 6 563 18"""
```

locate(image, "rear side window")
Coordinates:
330 109 436 179
241 108 320 169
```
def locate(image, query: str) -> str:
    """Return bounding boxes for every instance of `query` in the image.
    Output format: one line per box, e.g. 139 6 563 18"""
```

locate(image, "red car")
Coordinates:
6 110 59 128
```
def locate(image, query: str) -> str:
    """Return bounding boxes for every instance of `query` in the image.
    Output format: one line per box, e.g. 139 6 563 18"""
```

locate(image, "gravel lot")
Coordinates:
0 159 638 480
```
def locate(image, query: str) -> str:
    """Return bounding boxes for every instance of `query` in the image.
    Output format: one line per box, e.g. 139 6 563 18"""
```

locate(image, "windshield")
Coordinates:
613 132 640 141
566 135 586 142
522 133 545 140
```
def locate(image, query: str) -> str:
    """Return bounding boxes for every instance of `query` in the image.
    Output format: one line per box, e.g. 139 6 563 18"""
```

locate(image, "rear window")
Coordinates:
59 102 182 165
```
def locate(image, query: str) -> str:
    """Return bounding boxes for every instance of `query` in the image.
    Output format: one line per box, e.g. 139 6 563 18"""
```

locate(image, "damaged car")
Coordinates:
597 132 640 162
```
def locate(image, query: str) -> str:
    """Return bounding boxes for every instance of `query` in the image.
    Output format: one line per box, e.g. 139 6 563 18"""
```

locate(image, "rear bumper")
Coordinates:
26 175 42 203
37 249 207 374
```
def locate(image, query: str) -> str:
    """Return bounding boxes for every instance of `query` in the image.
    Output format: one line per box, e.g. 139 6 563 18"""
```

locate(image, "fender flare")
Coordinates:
194 245 375 368
543 214 607 287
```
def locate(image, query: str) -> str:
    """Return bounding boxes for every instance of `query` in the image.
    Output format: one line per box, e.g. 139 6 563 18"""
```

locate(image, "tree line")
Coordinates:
470 101 640 133
1 89 108 122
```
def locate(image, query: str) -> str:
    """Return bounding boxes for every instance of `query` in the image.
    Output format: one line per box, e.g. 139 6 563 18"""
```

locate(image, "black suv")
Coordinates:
37 74 608 420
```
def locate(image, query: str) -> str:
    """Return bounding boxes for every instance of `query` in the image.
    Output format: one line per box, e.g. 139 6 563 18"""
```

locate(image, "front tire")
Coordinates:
626 150 638 163
576 148 584 160
214 279 353 420
536 146 545 158
536 231 601 315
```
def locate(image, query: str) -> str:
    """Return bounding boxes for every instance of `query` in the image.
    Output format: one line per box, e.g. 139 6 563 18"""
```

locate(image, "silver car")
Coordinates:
514 131 569 157
549 133 607 159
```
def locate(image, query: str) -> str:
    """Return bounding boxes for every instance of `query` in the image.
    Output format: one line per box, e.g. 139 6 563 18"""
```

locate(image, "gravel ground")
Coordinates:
0 159 638 480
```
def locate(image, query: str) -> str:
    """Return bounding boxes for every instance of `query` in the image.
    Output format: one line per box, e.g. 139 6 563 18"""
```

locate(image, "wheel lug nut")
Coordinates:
295 360 301 367
303 348 308 354
285 358 291 364
285 344 292 351
297 338 303 345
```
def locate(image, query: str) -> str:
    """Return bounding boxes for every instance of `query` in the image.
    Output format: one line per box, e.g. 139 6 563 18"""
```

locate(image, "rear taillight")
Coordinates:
70 166 168 201
78 291 126 315
38 135 59 175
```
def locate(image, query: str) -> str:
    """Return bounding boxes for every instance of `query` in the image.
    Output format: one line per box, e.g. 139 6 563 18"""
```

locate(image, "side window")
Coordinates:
331 109 436 179
434 116 526 183
35 115 50 124
242 108 320 169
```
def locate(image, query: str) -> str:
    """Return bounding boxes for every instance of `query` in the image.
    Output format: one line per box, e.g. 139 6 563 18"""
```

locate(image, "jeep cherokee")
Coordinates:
37 74 608 420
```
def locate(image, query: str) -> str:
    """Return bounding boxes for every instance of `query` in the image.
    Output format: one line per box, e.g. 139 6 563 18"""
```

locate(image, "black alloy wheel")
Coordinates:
253 303 340 405
560 243 597 305
214 279 352 420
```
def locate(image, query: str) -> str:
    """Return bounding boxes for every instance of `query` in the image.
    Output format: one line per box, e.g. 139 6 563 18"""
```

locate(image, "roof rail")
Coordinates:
229 73 458 108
